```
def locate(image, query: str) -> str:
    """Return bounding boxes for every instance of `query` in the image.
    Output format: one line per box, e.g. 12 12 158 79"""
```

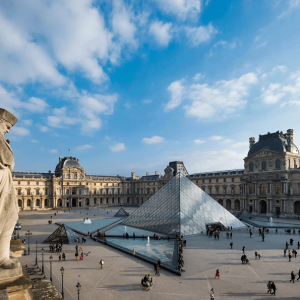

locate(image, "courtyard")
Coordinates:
17 207 300 300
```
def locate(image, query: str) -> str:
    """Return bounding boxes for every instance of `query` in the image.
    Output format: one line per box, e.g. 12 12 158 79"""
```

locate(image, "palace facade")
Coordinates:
12 129 300 217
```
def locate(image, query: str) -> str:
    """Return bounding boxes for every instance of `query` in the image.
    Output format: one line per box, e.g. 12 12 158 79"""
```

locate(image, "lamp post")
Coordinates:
41 248 45 275
35 242 38 266
60 266 64 299
25 230 32 255
49 255 53 282
76 282 81 300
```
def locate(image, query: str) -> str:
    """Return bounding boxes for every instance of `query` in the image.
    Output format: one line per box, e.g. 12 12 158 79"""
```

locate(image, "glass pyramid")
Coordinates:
122 173 246 236
43 224 81 244
114 208 129 217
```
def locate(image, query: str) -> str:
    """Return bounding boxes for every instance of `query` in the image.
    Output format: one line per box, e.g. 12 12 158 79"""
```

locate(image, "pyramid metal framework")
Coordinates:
43 224 81 244
121 173 246 236
114 208 129 217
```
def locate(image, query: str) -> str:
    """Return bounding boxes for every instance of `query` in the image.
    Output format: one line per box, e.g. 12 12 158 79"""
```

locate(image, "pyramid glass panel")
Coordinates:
122 173 246 236
114 208 129 217
43 224 80 244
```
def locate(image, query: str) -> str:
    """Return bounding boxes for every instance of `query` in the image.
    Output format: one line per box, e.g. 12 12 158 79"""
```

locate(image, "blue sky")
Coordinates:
1 0 300 176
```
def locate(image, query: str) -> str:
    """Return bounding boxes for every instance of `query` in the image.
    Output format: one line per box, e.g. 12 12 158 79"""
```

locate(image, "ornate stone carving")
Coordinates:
0 108 20 271
164 166 174 179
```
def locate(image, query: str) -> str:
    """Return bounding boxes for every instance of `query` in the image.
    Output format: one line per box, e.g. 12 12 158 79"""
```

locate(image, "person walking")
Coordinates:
230 242 233 249
290 238 294 246
62 252 66 261
250 231 252 238
271 281 276 295
58 254 61 262
297 269 300 281
132 249 135 257
242 246 245 254
267 281 272 294
284 248 287 257
210 288 214 300
214 269 220 279
230 232 232 239
255 251 258 259
289 251 292 262
286 241 289 249
154 262 160 276
99 259 103 269
295 250 297 258
290 271 296 283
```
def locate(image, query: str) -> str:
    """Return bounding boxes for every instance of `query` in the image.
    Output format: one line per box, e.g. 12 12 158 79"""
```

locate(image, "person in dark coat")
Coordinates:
242 246 245 253
290 271 296 283
297 269 300 281
230 242 233 249
289 252 292 262
271 281 276 295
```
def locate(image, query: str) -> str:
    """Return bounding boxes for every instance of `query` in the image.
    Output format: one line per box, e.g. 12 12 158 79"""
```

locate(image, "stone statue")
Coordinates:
0 108 20 269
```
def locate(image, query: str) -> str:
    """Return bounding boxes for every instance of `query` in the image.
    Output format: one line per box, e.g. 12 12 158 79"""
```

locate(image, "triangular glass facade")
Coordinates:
122 173 246 236
43 224 80 244
114 208 129 217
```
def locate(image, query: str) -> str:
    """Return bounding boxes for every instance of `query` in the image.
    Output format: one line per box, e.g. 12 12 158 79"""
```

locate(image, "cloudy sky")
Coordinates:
1 0 300 176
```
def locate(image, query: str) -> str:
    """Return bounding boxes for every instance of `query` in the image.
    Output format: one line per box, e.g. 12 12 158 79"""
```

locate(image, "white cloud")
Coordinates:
271 65 287 74
213 40 236 50
142 99 152 104
260 83 285 104
142 136 165 144
24 97 49 113
105 135 110 140
149 21 172 47
30 139 39 143
261 73 268 79
255 42 267 49
222 139 234 143
9 126 30 136
22 119 33 126
39 125 50 132
193 73 205 81
49 149 58 154
164 80 185 111
76 144 92 151
193 138 205 144
153 0 201 20
232 141 248 148
254 36 260 42
165 72 257 120
109 143 126 152
185 23 217 46
211 135 223 141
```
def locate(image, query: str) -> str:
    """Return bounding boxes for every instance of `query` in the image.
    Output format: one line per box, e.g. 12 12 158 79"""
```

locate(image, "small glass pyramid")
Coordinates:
43 224 80 244
114 208 129 217
122 173 246 236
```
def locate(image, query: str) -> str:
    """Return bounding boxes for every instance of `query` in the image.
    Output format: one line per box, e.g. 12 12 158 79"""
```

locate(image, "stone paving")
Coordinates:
18 207 300 300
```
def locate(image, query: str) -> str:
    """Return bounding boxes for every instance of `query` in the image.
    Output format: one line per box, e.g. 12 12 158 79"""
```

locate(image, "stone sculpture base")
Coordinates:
0 266 22 282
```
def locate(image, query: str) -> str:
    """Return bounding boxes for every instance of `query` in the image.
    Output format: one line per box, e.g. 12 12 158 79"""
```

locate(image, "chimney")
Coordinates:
59 157 62 162
249 137 255 149
286 129 294 152
77 158 80 162
131 172 135 179
48 170 51 173
155 171 158 175
146 172 149 176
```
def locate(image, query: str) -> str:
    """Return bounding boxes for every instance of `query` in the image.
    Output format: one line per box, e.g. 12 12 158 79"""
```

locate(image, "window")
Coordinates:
79 189 81 195
36 189 39 195
275 184 280 194
196 180 198 184
223 178 226 183
223 187 226 195
231 187 234 195
209 179 211 183
231 178 234 182
100 198 103 204
249 185 253 194
249 162 254 172
18 181 20 185
93 190 96 195
240 187 243 194
209 187 212 194
66 189 69 195
45 189 48 196
262 161 267 170
36 181 39 185
216 178 219 183
85 189 88 195
18 189 21 195
260 184 266 195
94 198 97 204
27 181 30 185
216 187 219 194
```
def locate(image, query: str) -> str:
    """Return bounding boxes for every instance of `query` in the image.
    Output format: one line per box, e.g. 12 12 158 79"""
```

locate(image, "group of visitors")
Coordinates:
58 252 66 261
267 281 277 295
49 243 63 253
141 274 153 288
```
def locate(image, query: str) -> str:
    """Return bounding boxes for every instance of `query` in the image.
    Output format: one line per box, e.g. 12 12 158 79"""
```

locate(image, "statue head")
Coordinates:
0 109 18 136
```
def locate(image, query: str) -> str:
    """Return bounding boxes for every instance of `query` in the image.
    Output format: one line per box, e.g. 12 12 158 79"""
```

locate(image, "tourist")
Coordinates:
80 252 83 260
297 269 300 281
284 248 287 257
132 249 135 256
295 250 298 258
286 241 289 249
275 229 278 234
258 253 261 259
214 269 220 279
262 234 265 242
230 232 232 239
99 259 103 269
255 251 258 259
58 254 61 262
154 262 159 276
62 252 66 261
79 244 83 251
289 251 292 262
210 288 214 300
267 281 272 294
242 246 245 254
270 281 276 295
290 238 294 246
250 231 252 238
290 271 295 283
230 242 233 249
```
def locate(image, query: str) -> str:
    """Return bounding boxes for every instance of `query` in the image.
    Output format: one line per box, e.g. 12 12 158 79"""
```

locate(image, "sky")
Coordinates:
1 0 300 176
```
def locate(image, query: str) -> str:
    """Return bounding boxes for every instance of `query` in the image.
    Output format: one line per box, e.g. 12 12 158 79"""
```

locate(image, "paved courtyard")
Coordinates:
18 208 300 300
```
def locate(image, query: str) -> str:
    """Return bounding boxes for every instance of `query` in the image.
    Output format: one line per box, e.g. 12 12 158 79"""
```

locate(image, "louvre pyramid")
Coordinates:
122 173 246 236
43 224 80 244
114 207 129 217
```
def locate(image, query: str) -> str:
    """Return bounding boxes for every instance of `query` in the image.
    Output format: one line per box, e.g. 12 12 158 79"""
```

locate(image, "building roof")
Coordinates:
55 157 83 172
248 131 299 157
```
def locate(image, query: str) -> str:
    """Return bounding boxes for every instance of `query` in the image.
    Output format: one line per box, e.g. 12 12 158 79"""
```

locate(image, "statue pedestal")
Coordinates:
0 266 22 282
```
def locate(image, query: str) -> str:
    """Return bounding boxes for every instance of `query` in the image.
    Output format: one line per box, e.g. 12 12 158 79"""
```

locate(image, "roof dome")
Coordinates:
248 131 299 157
55 157 83 173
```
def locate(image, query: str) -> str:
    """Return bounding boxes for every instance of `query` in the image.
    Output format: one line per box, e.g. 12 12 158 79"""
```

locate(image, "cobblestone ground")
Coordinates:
18 208 300 300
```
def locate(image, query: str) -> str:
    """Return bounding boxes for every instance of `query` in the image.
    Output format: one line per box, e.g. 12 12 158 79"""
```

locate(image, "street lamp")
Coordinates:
41 248 45 275
76 282 81 300
35 242 38 266
25 230 32 255
60 266 65 299
49 255 53 282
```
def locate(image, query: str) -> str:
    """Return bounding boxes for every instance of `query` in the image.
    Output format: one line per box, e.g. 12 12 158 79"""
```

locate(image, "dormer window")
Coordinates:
262 161 266 170
275 159 280 169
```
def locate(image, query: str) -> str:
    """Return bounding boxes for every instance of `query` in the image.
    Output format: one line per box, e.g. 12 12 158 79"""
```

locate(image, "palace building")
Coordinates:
12 129 300 217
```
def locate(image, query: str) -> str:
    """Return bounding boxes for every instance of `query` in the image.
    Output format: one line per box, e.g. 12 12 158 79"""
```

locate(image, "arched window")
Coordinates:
118 197 120 203
218 199 223 206
27 199 31 206
127 197 130 203
226 199 231 210
294 201 300 214
260 184 266 195
275 184 280 194
36 199 40 206
249 185 253 194
18 200 22 207
275 159 281 169
262 161 267 170
249 162 254 172
112 197 114 203
94 198 97 204
45 199 48 207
